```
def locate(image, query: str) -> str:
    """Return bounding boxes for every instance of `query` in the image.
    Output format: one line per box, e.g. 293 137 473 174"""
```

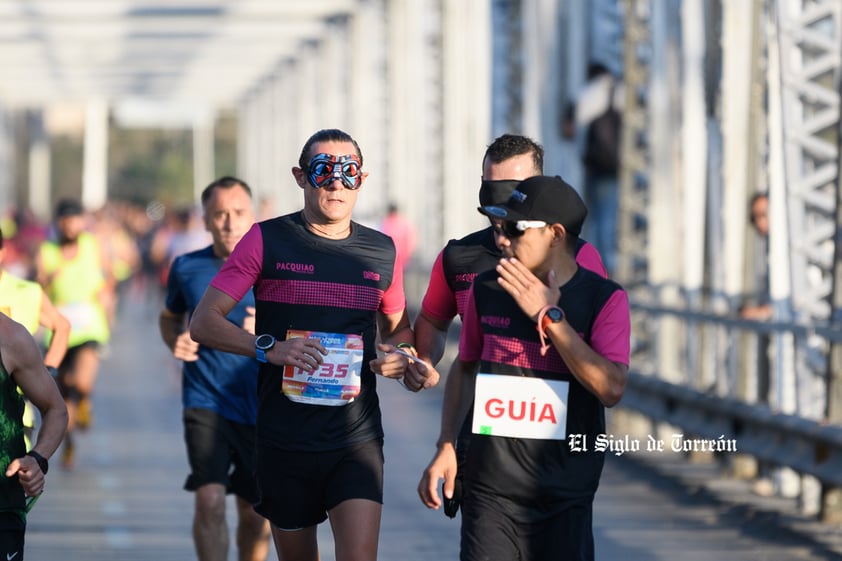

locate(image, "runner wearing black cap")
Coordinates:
410 134 607 518
418 175 630 561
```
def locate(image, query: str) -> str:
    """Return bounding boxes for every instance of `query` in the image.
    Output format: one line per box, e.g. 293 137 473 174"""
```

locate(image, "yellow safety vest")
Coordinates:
0 273 43 336
38 233 110 346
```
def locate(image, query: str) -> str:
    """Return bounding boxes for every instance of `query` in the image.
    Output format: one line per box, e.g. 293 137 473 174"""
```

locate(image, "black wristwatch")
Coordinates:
26 450 49 475
255 334 276 364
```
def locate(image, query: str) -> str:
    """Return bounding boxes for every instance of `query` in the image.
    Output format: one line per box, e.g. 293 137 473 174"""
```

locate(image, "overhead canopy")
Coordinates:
0 0 358 111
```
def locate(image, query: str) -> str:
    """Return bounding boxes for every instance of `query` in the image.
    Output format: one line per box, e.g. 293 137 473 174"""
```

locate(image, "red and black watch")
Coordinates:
540 306 565 330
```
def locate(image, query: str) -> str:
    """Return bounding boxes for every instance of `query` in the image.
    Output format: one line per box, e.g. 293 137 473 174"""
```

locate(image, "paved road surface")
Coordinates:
24 293 842 560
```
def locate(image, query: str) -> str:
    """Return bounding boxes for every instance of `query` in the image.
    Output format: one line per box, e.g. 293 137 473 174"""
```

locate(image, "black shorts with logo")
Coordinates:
0 512 25 561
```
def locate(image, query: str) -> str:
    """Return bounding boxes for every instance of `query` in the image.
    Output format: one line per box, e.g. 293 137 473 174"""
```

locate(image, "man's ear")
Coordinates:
291 167 307 189
550 224 566 243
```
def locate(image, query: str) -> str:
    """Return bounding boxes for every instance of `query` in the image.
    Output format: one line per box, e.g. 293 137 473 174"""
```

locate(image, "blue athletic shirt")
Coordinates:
210 213 405 452
166 245 258 425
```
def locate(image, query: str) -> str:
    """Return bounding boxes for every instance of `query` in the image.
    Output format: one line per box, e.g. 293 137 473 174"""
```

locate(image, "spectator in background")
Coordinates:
150 207 211 291
563 61 624 276
380 202 418 275
0 208 48 280
91 204 141 325
740 192 771 320
739 191 775 497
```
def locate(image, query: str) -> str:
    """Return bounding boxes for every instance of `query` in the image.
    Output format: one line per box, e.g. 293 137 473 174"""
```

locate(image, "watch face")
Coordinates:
547 307 564 322
255 334 275 349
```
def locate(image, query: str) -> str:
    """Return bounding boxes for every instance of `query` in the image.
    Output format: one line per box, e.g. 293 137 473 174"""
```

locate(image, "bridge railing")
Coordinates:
619 289 842 520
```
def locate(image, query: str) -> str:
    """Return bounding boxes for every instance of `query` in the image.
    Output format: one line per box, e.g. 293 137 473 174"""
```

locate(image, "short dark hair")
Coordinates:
54 198 84 219
483 134 544 174
200 176 252 209
0 226 4 249
298 129 363 169
587 62 612 80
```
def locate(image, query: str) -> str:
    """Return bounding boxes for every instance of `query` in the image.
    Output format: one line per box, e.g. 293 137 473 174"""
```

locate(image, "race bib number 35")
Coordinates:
282 330 364 406
472 373 569 440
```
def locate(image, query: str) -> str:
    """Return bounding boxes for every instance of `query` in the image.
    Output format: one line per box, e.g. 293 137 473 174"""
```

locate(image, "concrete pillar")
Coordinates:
236 95 254 181
27 110 51 221
648 0 682 382
82 99 108 211
0 107 12 215
521 0 565 177
766 2 799 499
440 0 492 242
559 0 589 186
275 60 301 213
680 0 708 388
386 0 440 262
349 0 388 228
192 113 215 202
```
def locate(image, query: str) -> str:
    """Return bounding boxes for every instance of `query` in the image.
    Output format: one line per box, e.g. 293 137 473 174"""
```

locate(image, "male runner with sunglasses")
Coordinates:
408 134 606 518
190 128 438 561
418 175 630 561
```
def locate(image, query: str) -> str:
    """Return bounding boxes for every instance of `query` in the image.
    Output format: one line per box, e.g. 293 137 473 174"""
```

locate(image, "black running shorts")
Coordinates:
183 407 259 504
460 492 595 561
253 438 384 530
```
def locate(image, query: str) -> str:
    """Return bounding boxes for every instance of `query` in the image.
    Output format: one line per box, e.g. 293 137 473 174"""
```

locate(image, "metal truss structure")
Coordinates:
614 0 842 519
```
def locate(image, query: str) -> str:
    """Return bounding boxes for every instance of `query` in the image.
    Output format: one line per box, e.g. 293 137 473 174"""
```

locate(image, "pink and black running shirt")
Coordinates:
458 266 630 521
211 213 405 452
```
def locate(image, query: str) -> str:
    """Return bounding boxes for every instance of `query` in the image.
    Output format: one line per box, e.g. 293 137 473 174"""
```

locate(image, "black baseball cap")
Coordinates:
478 175 587 236
55 199 84 218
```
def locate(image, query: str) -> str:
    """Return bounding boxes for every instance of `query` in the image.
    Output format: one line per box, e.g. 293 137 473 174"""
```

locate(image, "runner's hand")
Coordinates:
242 306 256 335
275 338 326 372
418 442 457 509
172 331 200 362
6 456 45 497
496 258 560 320
403 360 440 392
370 343 411 380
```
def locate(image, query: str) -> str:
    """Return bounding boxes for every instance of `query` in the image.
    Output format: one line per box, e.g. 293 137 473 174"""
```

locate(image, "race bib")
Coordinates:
59 302 98 330
282 330 364 406
472 373 569 440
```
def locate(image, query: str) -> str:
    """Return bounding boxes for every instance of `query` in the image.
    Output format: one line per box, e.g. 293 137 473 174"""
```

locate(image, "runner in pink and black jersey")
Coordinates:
418 175 630 561
411 134 607 518
413 135 606 378
190 129 439 561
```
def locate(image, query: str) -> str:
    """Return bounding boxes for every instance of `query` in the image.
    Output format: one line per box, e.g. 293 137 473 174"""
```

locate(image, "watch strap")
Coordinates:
26 450 48 475
255 348 268 364
536 305 564 357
